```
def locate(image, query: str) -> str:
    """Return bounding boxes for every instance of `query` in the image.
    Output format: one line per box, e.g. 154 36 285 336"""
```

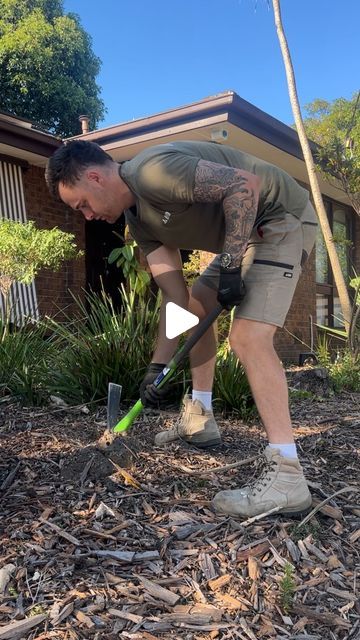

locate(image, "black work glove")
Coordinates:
140 363 169 408
217 266 246 310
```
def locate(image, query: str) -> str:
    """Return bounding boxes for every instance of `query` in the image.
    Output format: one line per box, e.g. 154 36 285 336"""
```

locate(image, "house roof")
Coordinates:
70 90 349 204
71 90 306 159
0 110 61 167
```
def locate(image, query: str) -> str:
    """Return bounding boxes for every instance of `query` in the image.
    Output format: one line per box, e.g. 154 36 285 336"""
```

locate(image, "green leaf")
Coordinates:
108 247 123 264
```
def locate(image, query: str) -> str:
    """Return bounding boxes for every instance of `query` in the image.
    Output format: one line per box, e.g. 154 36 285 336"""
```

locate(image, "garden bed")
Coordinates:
0 392 359 639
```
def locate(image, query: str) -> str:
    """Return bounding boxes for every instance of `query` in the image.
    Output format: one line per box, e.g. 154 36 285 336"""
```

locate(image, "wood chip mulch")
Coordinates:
0 391 359 640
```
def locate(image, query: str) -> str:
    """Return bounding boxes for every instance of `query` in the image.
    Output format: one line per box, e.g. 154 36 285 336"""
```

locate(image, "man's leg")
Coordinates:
154 282 221 447
212 316 312 517
228 318 294 444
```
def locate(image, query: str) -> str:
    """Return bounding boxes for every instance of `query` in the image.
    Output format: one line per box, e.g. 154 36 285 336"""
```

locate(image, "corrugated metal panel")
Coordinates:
0 160 39 322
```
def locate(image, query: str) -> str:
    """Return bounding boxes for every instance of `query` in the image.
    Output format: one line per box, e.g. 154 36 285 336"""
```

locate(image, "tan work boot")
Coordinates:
154 395 221 448
212 446 312 517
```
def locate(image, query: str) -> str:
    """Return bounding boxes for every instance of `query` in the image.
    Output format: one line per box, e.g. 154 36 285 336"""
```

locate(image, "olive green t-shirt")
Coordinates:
121 140 309 257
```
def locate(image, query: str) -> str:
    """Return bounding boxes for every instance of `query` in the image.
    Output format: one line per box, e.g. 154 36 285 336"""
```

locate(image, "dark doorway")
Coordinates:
85 217 126 310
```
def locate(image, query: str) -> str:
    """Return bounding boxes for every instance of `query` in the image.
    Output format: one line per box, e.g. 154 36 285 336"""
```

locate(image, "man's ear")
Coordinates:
86 169 104 185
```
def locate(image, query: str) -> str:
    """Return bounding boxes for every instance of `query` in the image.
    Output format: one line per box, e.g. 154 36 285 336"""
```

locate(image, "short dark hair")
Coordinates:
45 140 113 198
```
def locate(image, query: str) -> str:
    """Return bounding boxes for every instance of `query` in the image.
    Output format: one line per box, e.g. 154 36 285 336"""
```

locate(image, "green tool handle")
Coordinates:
113 304 223 433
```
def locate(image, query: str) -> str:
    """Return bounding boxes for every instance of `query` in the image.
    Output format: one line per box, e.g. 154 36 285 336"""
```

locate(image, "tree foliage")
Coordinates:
303 93 360 214
0 0 106 136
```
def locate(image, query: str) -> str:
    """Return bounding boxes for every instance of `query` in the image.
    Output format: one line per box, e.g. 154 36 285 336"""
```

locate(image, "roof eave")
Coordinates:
70 90 314 160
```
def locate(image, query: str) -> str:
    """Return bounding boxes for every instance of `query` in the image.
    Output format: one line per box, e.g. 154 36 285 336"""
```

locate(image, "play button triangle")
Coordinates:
165 302 199 339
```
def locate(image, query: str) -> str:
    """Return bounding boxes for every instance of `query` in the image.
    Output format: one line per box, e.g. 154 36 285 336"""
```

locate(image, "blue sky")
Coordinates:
63 0 359 130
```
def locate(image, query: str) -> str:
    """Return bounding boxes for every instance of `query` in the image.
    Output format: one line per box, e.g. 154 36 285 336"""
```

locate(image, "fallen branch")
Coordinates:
298 486 360 527
164 455 258 476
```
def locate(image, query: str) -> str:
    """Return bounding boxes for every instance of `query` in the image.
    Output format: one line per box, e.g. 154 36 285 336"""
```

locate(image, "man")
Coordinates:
46 139 317 518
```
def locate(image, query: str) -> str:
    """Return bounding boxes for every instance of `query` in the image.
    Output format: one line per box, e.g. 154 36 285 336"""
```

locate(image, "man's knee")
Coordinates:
229 319 277 362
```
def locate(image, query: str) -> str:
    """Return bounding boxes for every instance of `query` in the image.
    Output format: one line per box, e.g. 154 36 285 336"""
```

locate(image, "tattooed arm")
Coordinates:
193 159 260 265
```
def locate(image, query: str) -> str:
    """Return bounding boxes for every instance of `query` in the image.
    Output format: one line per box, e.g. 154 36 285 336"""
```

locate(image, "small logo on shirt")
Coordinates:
283 272 293 278
162 211 172 225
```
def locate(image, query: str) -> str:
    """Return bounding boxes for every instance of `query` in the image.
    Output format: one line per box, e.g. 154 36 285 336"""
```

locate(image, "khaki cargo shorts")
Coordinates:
198 201 318 327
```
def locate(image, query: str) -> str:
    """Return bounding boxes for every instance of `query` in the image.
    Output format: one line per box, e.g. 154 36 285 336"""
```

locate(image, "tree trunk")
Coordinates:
272 0 352 332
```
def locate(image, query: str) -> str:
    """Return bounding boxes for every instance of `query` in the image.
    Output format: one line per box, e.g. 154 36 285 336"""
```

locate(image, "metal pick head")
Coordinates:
107 382 122 430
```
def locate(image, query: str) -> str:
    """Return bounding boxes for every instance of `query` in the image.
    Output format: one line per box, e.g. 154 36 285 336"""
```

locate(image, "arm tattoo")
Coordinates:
194 159 259 264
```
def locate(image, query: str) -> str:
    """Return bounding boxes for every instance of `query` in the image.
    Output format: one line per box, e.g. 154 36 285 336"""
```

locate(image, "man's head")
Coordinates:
45 140 135 223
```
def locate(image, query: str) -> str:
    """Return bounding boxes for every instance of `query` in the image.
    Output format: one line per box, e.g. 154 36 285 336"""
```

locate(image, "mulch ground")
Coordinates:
0 388 359 640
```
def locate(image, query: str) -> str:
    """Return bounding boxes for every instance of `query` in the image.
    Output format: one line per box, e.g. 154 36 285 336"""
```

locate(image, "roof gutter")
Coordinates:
70 91 315 161
0 119 62 158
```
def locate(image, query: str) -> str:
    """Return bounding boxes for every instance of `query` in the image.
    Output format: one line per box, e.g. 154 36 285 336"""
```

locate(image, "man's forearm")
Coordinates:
222 191 258 265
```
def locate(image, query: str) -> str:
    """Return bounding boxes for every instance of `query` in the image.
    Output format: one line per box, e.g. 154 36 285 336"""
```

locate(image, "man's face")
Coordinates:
58 168 124 223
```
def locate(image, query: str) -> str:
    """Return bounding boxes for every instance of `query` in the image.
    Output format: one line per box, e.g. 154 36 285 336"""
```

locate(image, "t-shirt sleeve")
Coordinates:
122 145 199 206
124 209 162 257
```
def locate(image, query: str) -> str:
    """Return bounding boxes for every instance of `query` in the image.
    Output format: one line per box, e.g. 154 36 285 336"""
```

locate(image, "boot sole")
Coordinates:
185 437 222 449
277 501 313 518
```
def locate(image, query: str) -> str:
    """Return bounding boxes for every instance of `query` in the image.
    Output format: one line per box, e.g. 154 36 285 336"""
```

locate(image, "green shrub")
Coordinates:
328 350 360 392
46 287 162 404
0 319 52 405
214 348 254 416
317 336 360 392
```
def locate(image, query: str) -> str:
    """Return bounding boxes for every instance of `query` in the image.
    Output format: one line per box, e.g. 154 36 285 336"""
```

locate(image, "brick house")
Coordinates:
0 110 85 318
71 91 359 362
1 93 358 361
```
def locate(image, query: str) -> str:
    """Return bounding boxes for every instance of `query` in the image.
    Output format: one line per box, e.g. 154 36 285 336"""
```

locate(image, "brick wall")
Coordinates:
22 165 86 318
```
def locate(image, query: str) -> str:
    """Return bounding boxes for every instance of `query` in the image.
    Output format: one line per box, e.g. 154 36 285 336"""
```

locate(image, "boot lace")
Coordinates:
248 455 277 496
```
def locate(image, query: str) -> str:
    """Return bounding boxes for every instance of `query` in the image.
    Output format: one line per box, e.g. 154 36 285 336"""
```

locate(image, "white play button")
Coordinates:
165 302 199 339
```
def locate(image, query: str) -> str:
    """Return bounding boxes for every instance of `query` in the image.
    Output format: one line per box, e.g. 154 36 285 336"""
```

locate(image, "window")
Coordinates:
0 160 39 323
315 201 352 328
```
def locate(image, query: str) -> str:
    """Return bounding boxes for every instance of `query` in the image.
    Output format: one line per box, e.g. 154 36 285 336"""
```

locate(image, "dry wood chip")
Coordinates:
302 538 329 563
237 540 271 561
142 499 156 515
297 539 310 560
270 544 291 568
284 537 301 563
163 613 217 625
108 607 143 623
39 518 80 546
139 576 180 605
326 586 357 601
0 614 46 640
292 603 351 629
294 574 328 592
80 528 117 541
248 556 261 580
198 552 217 580
349 527 360 543
215 593 250 611
208 574 232 591
0 461 21 490
50 601 74 626
0 564 16 596
95 549 135 562
168 510 197 525
240 616 258 640
94 501 116 519
327 554 343 569
75 610 95 628
173 603 223 622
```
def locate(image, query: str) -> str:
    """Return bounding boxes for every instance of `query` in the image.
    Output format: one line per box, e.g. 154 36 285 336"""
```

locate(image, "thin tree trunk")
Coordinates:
272 0 352 331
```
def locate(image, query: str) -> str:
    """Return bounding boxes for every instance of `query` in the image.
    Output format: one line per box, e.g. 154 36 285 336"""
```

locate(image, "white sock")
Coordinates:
268 442 298 459
192 390 212 411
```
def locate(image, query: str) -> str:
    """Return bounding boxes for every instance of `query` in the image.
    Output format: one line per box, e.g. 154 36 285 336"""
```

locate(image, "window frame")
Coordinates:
315 198 353 328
